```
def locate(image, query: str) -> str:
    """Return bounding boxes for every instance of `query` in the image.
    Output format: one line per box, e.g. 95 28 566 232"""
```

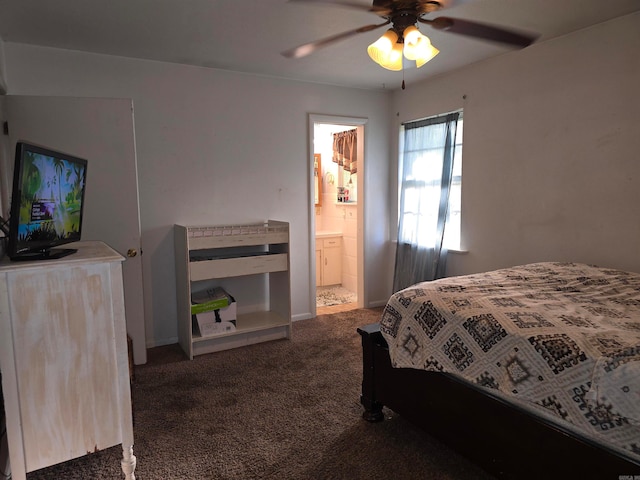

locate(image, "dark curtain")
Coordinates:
392 112 460 292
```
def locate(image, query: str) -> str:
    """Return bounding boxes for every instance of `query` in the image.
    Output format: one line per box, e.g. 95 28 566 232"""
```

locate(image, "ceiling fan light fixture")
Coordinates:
414 43 439 68
403 25 439 68
367 29 398 66
402 25 423 58
283 1 539 80
379 41 404 71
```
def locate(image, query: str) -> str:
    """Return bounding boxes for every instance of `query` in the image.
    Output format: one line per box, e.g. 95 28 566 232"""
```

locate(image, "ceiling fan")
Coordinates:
282 0 538 69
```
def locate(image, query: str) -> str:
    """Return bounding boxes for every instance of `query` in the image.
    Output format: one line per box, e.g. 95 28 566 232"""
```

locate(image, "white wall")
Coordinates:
391 12 640 276
3 44 393 348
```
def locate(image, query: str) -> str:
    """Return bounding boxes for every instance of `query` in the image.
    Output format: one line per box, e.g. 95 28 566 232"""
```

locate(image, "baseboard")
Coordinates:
145 336 179 349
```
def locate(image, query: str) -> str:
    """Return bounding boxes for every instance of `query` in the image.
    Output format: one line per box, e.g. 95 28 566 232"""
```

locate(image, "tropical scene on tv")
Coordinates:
17 151 86 243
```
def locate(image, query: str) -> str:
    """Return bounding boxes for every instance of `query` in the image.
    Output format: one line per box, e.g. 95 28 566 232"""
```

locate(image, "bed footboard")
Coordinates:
357 322 640 480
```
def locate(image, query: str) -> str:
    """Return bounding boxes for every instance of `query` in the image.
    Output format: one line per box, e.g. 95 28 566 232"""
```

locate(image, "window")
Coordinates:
398 112 463 250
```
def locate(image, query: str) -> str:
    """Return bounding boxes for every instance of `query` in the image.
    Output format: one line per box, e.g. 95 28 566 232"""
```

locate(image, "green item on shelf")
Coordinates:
190 287 232 314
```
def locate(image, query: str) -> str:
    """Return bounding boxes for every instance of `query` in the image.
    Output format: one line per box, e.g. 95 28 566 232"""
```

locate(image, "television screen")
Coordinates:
7 142 88 261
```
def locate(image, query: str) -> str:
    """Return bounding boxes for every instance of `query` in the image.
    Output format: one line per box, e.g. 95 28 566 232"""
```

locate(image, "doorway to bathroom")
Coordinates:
309 114 366 316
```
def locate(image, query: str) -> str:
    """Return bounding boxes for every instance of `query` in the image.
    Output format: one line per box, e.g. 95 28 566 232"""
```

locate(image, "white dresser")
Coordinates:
0 241 136 479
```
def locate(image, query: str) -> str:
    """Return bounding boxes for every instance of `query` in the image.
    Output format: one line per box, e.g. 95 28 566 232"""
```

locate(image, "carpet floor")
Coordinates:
26 308 496 480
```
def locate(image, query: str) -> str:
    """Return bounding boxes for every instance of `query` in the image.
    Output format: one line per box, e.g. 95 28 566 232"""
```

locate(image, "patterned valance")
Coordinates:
332 129 357 173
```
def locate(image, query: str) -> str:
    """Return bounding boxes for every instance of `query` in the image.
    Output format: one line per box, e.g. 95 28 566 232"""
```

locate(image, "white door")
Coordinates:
5 95 147 364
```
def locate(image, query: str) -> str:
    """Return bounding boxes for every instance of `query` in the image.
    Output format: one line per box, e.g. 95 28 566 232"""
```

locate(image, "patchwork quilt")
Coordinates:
380 262 640 460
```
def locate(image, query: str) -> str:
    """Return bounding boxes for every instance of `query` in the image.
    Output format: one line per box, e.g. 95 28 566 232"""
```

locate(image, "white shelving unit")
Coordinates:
174 220 291 359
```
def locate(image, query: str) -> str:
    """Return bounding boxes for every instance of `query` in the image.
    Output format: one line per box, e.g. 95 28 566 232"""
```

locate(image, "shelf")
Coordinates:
186 222 288 250
190 252 288 281
191 323 289 357
174 220 291 359
192 310 289 342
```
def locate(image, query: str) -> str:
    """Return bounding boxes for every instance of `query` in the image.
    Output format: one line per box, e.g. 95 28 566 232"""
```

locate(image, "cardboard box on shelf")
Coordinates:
192 307 237 337
198 318 236 337
191 287 237 337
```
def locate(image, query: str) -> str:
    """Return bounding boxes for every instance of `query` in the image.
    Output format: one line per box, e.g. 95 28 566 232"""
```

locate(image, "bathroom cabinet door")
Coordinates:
322 238 342 286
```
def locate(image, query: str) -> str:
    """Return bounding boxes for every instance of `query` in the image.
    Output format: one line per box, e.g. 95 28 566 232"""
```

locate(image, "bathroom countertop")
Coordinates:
315 231 342 239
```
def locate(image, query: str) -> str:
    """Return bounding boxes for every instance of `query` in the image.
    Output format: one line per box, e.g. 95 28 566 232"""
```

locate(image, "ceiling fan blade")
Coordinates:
420 16 538 48
287 0 392 15
281 20 390 59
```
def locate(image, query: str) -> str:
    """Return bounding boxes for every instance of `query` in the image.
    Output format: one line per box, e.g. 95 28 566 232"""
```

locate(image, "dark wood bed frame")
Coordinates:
358 323 640 480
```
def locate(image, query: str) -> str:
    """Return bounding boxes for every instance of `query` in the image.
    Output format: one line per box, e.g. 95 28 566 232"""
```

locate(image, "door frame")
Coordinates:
308 114 366 317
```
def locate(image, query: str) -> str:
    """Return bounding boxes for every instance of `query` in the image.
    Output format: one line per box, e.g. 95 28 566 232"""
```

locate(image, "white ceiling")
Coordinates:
0 0 638 91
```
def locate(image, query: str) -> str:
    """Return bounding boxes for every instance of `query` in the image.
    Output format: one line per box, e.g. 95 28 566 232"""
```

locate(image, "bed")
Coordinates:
358 262 640 479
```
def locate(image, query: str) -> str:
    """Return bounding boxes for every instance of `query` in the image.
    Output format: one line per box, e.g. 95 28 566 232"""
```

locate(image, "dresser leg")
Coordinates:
121 445 137 480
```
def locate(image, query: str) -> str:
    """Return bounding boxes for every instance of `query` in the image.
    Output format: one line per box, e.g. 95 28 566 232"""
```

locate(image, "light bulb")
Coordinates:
403 26 439 68
379 41 404 71
415 44 439 68
367 29 398 66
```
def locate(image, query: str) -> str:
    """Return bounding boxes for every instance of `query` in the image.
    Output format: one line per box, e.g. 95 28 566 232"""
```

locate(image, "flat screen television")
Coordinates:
6 142 88 261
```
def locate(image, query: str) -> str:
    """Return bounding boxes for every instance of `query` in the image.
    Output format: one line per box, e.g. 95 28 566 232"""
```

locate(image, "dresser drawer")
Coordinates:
323 237 341 248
